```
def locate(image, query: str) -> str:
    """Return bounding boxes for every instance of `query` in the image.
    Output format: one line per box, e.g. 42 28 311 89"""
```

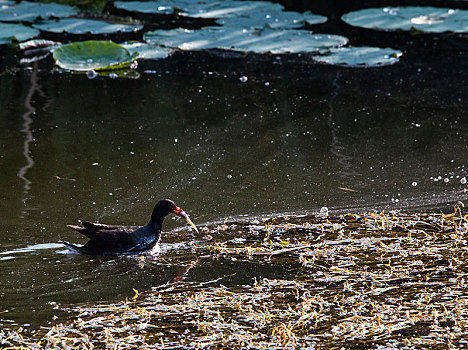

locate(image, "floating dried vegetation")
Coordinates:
2 207 468 349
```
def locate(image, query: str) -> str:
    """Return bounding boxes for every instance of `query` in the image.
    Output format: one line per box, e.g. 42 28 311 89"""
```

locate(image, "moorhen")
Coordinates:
61 199 198 255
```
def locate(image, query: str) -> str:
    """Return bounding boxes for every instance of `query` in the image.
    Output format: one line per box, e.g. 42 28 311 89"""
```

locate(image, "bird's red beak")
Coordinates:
174 206 199 233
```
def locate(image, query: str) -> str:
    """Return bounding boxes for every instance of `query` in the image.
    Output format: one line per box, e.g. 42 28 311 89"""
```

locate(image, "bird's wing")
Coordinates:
82 221 119 231
67 222 140 240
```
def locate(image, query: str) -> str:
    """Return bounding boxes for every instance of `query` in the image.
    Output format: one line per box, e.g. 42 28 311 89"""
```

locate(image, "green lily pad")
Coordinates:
145 27 218 50
122 41 171 60
226 29 347 54
52 40 138 71
113 0 284 18
33 18 142 35
342 7 468 33
0 22 39 44
0 0 15 6
216 10 327 29
184 0 285 19
144 27 347 54
0 1 78 23
112 0 326 29
18 39 59 64
19 39 59 51
113 0 181 15
313 46 403 67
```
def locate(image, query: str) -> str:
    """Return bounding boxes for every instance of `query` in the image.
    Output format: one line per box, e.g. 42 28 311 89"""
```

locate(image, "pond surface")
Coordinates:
0 0 467 343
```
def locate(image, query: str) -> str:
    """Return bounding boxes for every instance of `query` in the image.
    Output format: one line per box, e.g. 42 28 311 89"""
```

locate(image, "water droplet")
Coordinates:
444 178 450 183
227 174 232 179
319 207 328 216
92 162 99 166
239 76 248 82
109 192 113 196
109 73 118 79
461 177 467 184
86 70 97 79
412 181 417 186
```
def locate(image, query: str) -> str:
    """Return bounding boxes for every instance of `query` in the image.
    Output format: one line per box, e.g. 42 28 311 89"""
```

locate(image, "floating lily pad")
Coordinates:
0 1 78 23
0 22 39 44
112 0 326 29
145 27 218 50
184 0 285 19
225 29 347 54
33 18 142 35
113 0 180 15
122 41 171 59
342 7 468 33
313 46 403 67
216 10 327 29
19 38 58 50
18 39 59 63
145 27 347 54
0 0 15 7
52 40 138 71
113 0 284 18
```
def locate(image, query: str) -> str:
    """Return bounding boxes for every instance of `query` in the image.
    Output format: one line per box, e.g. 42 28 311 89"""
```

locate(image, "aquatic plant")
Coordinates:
2 209 468 348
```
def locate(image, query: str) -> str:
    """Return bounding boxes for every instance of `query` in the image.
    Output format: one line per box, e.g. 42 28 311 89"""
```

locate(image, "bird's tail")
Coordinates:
59 241 83 254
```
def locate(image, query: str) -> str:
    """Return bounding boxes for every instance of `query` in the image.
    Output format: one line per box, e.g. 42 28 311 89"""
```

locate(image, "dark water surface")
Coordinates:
1 5 467 332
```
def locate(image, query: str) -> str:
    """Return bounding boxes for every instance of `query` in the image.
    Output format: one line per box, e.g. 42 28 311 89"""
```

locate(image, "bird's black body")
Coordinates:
62 199 196 255
63 223 160 255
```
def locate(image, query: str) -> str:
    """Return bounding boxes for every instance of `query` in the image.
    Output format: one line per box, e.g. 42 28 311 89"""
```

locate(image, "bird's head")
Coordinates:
152 199 199 233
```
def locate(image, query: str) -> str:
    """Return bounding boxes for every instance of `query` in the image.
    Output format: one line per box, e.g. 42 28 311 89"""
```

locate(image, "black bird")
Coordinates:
61 199 198 255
